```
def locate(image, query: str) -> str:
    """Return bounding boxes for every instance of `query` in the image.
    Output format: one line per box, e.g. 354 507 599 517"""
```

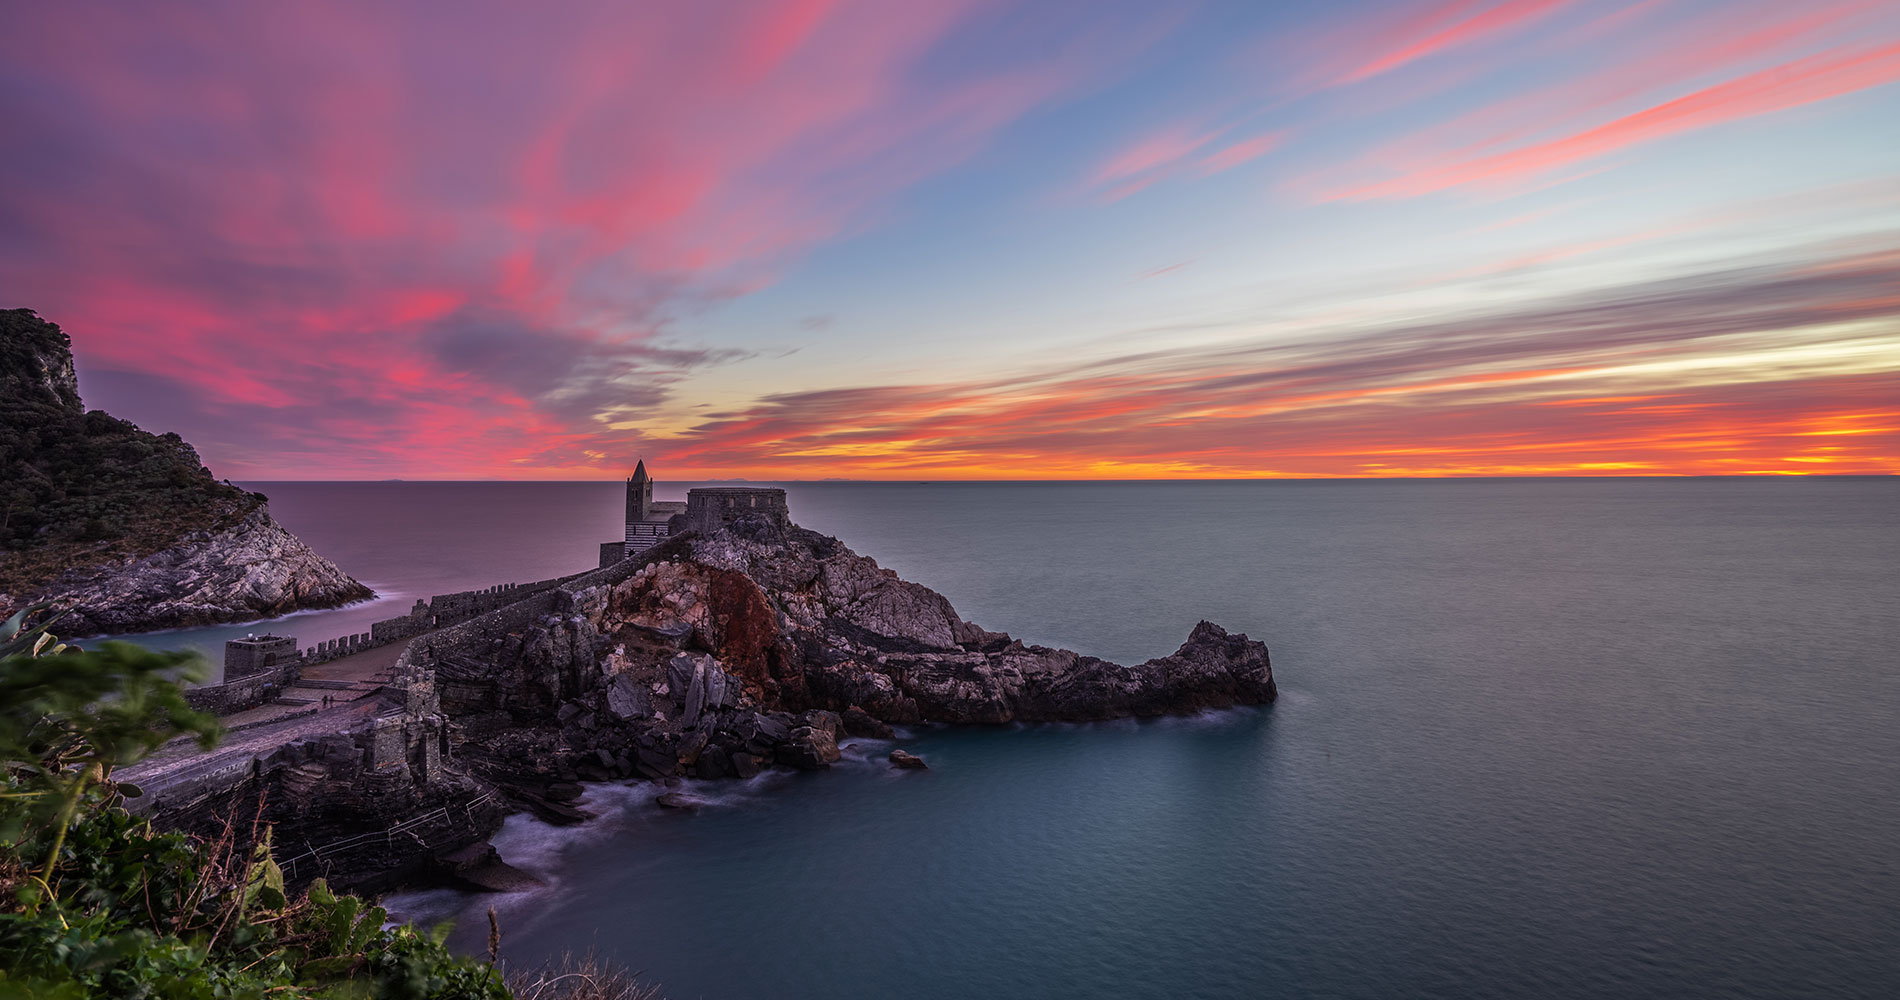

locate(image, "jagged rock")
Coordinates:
697 745 732 779
841 706 895 739
778 725 840 770
655 792 705 811
676 730 710 768
0 311 373 634
606 672 652 720
730 752 763 779
634 746 678 780
889 750 928 770
21 508 373 636
802 709 841 736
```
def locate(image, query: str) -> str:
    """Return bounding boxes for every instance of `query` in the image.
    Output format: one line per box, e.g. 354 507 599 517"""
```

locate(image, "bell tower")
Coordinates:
625 460 653 543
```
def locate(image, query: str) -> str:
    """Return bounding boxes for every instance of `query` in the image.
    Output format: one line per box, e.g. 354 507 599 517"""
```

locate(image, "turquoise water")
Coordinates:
126 479 1900 998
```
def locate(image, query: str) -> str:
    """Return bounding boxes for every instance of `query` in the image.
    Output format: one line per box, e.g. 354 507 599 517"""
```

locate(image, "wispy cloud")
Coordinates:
645 240 1900 477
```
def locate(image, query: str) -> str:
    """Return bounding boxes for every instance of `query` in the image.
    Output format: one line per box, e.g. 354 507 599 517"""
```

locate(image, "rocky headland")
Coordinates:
123 511 1274 893
0 309 371 633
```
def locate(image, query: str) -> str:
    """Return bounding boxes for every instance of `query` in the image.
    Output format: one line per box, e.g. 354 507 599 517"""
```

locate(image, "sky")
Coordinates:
3 0 1897 479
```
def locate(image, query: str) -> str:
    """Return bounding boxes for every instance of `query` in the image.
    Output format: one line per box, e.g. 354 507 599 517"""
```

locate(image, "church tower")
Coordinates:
625 460 653 542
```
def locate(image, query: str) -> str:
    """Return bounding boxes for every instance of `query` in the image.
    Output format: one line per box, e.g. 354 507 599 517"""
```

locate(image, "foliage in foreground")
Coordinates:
0 628 511 999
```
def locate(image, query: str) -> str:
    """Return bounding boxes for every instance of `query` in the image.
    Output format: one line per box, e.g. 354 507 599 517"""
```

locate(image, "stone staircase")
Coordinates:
273 672 393 708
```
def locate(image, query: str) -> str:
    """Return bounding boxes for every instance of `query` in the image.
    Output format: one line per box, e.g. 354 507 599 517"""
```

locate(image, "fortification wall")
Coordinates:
680 488 789 536
185 660 300 715
182 576 576 714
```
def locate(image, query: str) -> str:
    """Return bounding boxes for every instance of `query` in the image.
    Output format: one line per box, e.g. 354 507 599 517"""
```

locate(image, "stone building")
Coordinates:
623 460 686 552
598 463 789 566
224 633 297 679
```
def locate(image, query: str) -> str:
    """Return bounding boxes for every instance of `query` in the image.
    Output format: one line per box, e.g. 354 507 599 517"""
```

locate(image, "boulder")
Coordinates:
697 745 732 780
730 752 763 779
777 725 840 770
655 792 704 811
889 749 928 770
841 706 894 739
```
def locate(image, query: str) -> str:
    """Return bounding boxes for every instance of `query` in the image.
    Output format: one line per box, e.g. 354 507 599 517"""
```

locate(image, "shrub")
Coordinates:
0 639 511 999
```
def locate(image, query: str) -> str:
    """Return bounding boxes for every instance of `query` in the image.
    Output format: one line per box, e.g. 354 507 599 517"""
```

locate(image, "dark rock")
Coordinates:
841 706 894 739
655 791 704 811
634 746 678 780
730 752 763 779
888 749 928 770
697 745 732 780
677 729 710 768
778 725 840 770
543 782 584 802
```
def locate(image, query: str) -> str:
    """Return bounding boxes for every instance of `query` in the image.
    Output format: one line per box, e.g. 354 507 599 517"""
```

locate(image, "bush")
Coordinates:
0 639 512 999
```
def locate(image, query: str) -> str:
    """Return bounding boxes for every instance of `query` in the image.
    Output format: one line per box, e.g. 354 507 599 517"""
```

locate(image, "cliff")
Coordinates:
0 308 372 633
423 514 1275 824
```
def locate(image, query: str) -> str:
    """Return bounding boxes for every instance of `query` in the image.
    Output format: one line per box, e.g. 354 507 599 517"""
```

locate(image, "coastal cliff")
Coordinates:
0 308 372 633
123 511 1273 892
416 513 1274 828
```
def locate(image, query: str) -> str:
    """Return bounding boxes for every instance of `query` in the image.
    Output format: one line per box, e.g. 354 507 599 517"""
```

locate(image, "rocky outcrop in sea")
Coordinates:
122 512 1273 893
37 505 373 635
426 515 1275 821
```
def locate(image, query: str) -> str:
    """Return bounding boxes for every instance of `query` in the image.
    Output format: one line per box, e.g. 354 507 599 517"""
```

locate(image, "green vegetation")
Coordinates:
0 309 264 600
0 617 512 999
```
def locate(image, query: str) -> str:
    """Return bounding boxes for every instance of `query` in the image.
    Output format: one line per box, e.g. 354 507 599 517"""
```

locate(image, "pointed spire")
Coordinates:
632 459 648 481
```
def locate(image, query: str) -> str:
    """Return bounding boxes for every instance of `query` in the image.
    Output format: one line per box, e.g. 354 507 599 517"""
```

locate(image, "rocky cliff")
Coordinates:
420 514 1275 820
0 308 372 633
123 511 1273 893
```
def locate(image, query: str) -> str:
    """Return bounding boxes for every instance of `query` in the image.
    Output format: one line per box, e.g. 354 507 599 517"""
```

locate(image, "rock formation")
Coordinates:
423 514 1274 822
0 309 371 632
123 504 1274 894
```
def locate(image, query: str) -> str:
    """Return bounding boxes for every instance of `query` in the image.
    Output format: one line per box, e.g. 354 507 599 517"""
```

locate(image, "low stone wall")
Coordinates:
186 660 299 714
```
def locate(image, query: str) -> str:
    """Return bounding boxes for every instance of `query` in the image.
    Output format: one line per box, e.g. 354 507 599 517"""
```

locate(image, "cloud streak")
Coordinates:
646 241 1900 477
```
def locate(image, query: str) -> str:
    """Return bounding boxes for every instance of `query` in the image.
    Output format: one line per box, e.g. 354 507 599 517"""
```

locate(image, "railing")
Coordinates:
277 790 499 882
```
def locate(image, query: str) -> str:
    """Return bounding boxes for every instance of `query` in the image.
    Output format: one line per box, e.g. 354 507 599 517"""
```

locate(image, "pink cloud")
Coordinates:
1336 0 1574 85
0 1 1161 477
1329 37 1900 201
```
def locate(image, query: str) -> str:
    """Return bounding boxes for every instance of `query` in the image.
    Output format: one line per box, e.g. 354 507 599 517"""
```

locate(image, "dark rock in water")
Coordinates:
730 752 763 779
437 841 544 893
696 745 733 779
543 782 584 802
889 749 928 770
778 724 841 770
655 791 705 811
842 706 895 739
635 746 679 780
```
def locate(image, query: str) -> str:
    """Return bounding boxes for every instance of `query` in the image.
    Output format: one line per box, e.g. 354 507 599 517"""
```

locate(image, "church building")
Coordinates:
598 462 791 567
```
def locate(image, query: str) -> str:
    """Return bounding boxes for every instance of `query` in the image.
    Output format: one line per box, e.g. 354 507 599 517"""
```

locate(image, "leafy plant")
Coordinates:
0 644 512 999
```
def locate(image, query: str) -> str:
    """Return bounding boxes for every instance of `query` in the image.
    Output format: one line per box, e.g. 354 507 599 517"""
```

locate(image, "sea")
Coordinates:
113 478 1900 1000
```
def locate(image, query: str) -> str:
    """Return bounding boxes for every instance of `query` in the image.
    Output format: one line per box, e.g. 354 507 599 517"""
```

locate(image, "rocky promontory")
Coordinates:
422 514 1275 823
0 309 371 633
122 503 1273 893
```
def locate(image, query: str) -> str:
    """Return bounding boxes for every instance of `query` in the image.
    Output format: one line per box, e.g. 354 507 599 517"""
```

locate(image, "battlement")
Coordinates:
679 487 790 535
224 633 297 679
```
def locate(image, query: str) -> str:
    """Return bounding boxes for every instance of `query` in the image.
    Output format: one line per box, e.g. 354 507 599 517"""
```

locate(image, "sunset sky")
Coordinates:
3 0 1897 479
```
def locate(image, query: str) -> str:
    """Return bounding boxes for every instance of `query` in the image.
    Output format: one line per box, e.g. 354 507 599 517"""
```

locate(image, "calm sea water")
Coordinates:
125 479 1900 999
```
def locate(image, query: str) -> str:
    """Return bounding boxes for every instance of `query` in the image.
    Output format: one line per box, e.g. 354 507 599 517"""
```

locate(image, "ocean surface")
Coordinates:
120 479 1900 999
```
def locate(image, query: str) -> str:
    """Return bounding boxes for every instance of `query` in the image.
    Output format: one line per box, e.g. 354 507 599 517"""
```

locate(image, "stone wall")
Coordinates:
678 488 789 536
185 660 300 715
